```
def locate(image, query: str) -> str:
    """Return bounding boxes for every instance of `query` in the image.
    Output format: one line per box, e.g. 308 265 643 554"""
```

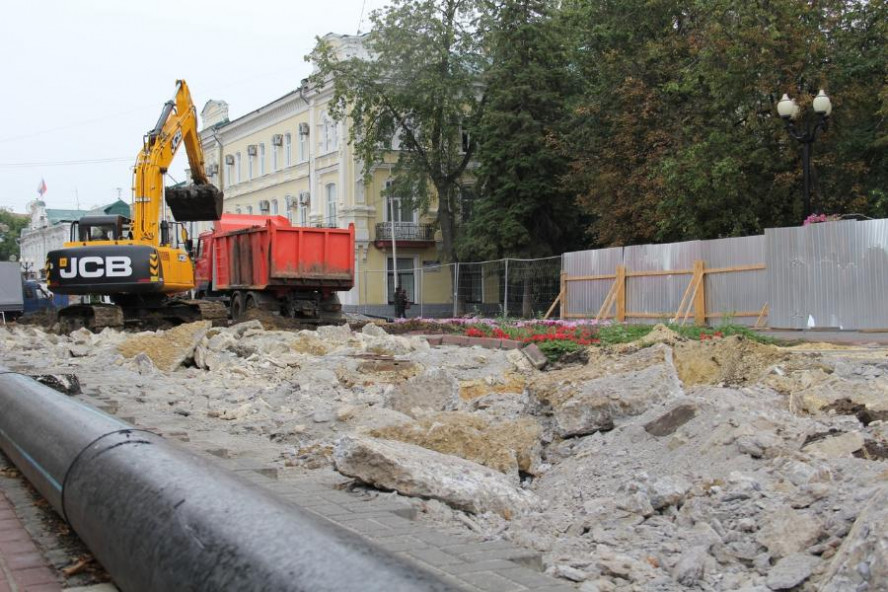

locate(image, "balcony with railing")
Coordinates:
374 222 436 248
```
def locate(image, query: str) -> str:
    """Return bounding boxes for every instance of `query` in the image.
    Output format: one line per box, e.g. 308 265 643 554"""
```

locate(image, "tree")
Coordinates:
457 0 586 261
309 0 490 262
0 209 28 263
559 0 888 245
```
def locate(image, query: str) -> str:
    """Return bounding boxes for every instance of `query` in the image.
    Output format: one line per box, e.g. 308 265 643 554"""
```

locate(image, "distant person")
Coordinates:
394 287 409 319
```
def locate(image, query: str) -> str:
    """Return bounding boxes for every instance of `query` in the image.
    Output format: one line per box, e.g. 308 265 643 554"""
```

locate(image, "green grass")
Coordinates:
595 322 776 346
595 324 656 345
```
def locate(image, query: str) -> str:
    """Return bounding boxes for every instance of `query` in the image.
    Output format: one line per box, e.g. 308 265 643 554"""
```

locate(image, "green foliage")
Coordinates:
537 338 582 361
560 0 888 245
309 0 490 262
312 0 888 255
457 0 586 260
0 210 28 263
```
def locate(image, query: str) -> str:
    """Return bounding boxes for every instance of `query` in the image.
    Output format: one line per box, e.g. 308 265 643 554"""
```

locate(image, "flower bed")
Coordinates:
387 317 763 362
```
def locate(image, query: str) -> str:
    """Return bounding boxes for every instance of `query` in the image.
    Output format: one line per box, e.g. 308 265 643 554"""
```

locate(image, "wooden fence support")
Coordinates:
559 272 567 320
544 292 562 320
615 265 626 322
754 302 769 329
693 260 706 326
595 278 618 322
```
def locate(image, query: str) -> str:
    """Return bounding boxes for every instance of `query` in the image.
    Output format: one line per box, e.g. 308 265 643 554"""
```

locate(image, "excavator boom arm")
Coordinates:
132 80 221 244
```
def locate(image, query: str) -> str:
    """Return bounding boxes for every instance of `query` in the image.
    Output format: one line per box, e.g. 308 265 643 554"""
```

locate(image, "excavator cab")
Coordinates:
76 215 132 243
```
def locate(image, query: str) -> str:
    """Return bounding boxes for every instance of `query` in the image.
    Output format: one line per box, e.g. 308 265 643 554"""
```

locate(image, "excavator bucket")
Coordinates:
166 184 224 221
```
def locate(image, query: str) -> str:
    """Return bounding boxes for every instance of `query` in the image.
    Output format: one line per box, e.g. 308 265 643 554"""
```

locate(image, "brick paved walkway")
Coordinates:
0 490 61 592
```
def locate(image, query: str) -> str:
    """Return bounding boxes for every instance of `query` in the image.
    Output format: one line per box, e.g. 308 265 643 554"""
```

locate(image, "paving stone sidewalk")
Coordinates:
0 486 61 592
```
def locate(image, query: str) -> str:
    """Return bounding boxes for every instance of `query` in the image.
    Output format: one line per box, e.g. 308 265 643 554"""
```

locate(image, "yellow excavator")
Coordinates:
46 80 227 331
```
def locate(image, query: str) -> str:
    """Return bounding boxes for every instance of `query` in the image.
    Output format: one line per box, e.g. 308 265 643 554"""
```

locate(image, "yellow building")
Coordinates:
198 33 447 315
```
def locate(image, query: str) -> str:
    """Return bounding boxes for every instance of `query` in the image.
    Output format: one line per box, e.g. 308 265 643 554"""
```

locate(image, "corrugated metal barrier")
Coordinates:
562 218 888 330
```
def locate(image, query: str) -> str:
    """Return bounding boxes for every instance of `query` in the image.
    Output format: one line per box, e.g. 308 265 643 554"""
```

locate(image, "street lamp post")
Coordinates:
776 90 833 218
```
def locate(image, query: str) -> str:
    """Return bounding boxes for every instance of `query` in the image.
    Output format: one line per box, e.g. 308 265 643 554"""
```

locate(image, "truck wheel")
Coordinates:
230 292 245 321
245 293 258 314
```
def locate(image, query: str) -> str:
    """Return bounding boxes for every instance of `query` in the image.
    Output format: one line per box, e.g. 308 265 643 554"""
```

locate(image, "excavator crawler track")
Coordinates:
58 304 125 334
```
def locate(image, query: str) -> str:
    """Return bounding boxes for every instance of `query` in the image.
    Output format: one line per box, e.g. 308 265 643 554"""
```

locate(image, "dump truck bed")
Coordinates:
212 219 355 291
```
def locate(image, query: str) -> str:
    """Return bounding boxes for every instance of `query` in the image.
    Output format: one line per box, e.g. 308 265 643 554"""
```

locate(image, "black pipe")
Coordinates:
0 368 458 592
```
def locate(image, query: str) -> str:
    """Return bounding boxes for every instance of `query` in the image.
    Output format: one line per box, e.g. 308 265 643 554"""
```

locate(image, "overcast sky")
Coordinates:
0 0 387 214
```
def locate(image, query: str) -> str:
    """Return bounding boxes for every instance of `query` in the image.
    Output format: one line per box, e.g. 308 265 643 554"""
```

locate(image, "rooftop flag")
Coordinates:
37 178 47 196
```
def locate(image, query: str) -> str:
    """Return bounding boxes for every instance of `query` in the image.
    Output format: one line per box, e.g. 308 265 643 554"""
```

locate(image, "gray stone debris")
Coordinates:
765 553 819 590
2 323 888 591
818 485 888 591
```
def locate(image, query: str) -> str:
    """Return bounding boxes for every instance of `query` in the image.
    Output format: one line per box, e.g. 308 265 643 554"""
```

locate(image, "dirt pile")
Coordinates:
672 334 787 386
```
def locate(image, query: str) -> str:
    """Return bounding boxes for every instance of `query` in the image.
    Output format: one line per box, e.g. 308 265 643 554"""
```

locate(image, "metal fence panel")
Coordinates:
766 226 804 328
503 257 562 318
767 219 888 330
702 235 767 326
856 219 888 330
623 240 701 322
562 247 622 318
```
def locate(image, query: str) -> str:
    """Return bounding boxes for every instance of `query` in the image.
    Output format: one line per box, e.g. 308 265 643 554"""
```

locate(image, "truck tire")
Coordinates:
230 291 245 322
244 292 259 314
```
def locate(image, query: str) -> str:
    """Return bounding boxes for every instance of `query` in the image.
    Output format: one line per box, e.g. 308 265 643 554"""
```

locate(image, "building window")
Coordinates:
325 183 337 227
321 117 338 153
246 205 253 214
259 200 270 215
235 206 242 214
225 162 233 188
387 258 415 304
285 133 292 166
271 199 278 215
236 153 242 183
259 144 266 175
248 153 254 180
298 126 308 161
272 143 279 172
384 179 416 223
285 195 294 223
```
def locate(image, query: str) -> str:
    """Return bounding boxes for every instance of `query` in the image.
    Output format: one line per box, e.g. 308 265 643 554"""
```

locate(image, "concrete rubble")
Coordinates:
2 321 888 590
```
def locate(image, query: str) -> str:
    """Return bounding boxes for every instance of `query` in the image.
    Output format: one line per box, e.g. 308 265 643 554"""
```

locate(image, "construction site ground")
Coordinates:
1 319 887 591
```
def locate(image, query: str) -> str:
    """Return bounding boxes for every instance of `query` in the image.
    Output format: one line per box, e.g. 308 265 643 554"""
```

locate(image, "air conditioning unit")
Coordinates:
224 155 235 165
298 191 311 207
207 164 219 175
272 134 284 146
247 145 258 156
298 122 310 135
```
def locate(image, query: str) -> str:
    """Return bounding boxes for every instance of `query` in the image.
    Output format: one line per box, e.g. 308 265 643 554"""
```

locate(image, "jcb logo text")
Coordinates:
59 256 133 279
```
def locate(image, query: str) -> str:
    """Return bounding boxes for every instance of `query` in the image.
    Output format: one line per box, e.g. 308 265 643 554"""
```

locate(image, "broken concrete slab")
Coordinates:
386 368 460 417
802 431 865 459
333 435 538 517
522 344 548 370
644 403 698 437
369 411 543 478
551 362 683 438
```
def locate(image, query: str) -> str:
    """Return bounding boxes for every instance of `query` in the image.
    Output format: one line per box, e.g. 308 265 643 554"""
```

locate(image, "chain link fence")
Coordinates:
347 256 562 320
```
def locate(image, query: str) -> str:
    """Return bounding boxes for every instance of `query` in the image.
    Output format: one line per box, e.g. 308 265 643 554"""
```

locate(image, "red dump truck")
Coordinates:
193 214 355 323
